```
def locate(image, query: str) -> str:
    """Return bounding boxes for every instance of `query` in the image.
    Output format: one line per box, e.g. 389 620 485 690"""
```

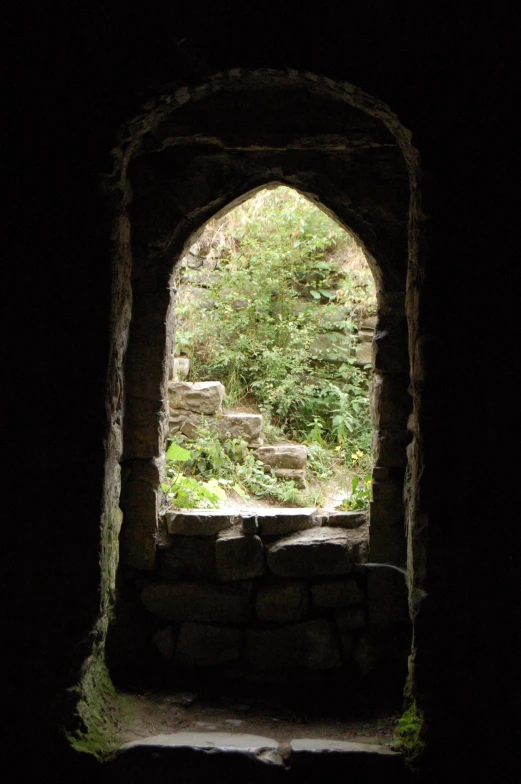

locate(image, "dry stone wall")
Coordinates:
132 507 407 682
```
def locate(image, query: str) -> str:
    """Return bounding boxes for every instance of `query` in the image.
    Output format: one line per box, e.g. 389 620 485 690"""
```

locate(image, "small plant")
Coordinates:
161 441 226 509
393 700 425 767
337 474 371 511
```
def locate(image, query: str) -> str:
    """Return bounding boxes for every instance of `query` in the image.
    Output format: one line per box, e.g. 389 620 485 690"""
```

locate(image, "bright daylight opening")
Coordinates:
165 186 376 515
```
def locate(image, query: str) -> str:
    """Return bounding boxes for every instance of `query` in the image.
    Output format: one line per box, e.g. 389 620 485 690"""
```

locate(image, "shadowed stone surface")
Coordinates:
336 607 366 632
325 511 367 529
159 537 216 580
254 444 307 469
168 381 225 414
267 527 361 577
166 510 234 536
247 619 341 670
216 531 265 580
175 623 242 666
311 578 364 608
256 583 309 622
152 626 175 660
141 582 252 622
353 632 380 674
255 508 316 536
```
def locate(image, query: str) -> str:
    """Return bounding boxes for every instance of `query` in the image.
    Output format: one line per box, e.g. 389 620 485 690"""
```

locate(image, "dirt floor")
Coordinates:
117 688 400 748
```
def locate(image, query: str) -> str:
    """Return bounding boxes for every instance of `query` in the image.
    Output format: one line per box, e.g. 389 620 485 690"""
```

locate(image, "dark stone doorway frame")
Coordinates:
103 69 423 677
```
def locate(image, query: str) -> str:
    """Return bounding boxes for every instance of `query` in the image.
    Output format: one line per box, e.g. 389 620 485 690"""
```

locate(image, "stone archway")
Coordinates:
105 69 421 692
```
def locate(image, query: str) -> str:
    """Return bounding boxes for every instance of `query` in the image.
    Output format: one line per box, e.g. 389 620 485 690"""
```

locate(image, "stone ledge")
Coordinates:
166 510 234 536
267 526 368 578
248 508 316 536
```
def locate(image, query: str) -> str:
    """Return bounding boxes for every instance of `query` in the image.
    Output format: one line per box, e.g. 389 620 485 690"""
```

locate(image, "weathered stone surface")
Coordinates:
255 508 316 536
256 583 309 622
352 632 380 675
309 332 353 361
247 619 341 670
172 356 190 381
254 444 307 470
370 373 410 429
121 732 281 756
168 381 225 415
358 328 374 343
141 582 253 622
267 527 363 577
175 623 241 666
159 537 216 580
120 457 164 571
152 626 175 660
339 633 354 662
166 510 233 536
325 511 366 529
354 341 372 366
271 467 307 488
367 569 410 628
181 412 263 446
371 479 403 501
311 578 364 608
372 428 410 467
336 607 366 632
240 513 258 534
215 531 265 580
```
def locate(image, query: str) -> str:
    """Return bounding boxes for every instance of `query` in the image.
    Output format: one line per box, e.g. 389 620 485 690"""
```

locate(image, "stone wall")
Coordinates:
123 508 409 694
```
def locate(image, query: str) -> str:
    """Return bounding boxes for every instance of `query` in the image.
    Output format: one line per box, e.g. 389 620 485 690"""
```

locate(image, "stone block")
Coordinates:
311 578 364 608
180 412 263 446
373 322 409 373
166 510 233 536
152 626 175 661
309 332 353 362
354 341 372 366
240 514 258 534
372 429 411 468
141 582 253 623
267 527 367 577
255 508 316 536
247 619 341 670
215 532 265 581
370 373 410 430
325 511 366 529
272 467 307 488
159 537 216 580
256 583 309 622
336 607 366 632
171 356 190 381
175 623 242 666
168 381 225 415
254 444 307 469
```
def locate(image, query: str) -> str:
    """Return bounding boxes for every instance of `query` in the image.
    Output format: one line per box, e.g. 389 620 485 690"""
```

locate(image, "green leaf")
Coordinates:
310 289 321 299
166 442 191 462
232 482 249 501
351 476 359 492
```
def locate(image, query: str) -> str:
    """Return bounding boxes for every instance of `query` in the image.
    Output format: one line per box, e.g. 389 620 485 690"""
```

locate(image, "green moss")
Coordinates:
65 652 122 761
394 699 425 767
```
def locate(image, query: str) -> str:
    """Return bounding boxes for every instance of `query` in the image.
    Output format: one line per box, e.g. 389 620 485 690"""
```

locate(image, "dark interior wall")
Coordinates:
5 2 519 781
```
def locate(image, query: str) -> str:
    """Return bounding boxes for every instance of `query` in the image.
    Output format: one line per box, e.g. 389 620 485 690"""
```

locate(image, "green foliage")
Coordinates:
394 700 425 767
162 439 224 508
176 186 375 447
166 426 311 508
337 474 372 511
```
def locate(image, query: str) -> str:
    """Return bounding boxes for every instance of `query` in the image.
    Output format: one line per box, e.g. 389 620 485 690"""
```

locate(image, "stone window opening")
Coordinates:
102 70 420 741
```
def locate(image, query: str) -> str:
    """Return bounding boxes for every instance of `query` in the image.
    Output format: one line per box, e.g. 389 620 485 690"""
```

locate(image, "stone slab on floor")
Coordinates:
251 507 316 536
168 381 225 415
141 581 253 623
247 618 341 670
254 444 307 469
121 732 281 754
216 531 265 580
166 510 234 536
175 623 242 666
288 738 405 777
267 527 361 577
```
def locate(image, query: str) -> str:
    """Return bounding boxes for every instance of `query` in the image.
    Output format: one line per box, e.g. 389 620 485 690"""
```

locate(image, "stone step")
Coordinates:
241 507 316 536
113 733 408 781
169 411 263 447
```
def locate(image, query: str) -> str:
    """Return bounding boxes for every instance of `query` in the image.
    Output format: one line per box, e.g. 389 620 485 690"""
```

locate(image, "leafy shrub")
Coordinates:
175 187 375 448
